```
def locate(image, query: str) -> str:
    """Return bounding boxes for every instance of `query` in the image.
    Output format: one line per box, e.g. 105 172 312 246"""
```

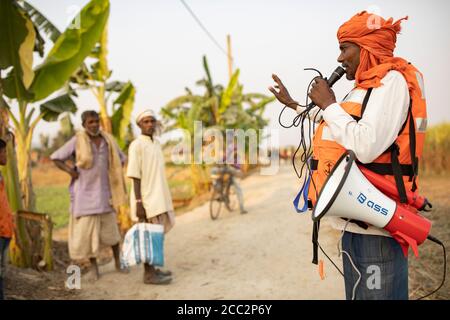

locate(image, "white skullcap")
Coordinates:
136 109 157 125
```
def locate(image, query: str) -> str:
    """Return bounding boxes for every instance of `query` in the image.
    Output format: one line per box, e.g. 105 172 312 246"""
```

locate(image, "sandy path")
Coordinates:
79 164 345 300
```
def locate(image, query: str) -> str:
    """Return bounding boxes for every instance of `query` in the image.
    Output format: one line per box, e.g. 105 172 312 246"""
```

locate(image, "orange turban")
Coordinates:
337 11 412 89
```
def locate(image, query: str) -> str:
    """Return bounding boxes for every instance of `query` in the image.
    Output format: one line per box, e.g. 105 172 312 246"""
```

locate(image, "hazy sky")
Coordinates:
26 0 450 147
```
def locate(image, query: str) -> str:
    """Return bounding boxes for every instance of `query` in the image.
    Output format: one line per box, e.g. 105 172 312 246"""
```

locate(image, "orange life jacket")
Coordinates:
308 66 427 206
0 177 15 239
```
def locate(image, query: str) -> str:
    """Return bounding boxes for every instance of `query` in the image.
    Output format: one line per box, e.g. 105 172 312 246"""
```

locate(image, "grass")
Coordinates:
168 179 195 199
34 178 194 230
408 173 450 300
35 186 70 229
421 122 450 174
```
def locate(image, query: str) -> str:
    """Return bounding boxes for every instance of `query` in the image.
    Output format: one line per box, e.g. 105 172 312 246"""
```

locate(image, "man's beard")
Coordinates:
86 129 101 137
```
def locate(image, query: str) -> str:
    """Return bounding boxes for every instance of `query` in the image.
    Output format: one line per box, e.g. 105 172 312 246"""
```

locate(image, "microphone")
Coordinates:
304 66 346 112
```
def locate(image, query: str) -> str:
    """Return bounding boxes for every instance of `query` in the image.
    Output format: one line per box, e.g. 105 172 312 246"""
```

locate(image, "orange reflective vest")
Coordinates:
308 66 427 206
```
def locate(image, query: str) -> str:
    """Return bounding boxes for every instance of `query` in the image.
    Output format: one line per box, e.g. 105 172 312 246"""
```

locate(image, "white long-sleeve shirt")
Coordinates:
298 70 411 236
298 70 410 162
323 70 410 163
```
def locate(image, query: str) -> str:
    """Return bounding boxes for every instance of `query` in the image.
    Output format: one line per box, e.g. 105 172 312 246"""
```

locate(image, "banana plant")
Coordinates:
21 4 135 231
0 0 110 268
70 20 136 152
163 55 274 133
161 55 275 193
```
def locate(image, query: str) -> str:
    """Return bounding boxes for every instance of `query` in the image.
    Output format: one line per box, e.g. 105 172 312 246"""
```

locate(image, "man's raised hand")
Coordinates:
268 74 299 110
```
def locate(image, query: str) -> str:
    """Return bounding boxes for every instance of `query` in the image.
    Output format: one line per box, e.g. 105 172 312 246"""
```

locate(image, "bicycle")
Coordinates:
209 165 239 220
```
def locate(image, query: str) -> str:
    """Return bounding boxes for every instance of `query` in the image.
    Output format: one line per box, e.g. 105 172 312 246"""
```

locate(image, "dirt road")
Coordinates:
79 164 345 299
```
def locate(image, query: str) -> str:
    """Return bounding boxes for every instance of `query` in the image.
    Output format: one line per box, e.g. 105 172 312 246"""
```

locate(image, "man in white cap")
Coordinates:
127 110 175 285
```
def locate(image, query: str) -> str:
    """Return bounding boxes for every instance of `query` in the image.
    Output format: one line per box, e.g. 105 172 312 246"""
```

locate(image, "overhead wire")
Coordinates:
179 0 232 62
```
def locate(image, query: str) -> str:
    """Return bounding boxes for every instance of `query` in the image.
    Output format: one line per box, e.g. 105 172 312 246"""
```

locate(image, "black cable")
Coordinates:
417 235 447 300
314 221 345 277
278 69 341 276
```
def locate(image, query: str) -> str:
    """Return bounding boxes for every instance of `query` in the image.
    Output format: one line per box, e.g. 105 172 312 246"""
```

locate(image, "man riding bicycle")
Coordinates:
210 135 248 215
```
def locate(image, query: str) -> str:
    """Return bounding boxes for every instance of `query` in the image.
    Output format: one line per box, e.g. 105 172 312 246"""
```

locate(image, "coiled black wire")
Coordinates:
277 69 344 276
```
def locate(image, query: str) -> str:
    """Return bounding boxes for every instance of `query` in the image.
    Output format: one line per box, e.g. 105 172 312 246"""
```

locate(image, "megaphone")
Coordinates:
312 150 432 258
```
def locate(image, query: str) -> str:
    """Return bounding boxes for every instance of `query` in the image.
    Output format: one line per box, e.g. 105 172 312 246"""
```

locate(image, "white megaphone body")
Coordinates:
312 150 432 258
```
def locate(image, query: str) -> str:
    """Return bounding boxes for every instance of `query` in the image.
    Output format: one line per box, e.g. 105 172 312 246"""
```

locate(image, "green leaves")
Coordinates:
202 55 214 96
0 0 36 100
105 80 127 92
94 25 110 81
30 0 110 101
219 69 240 114
39 93 77 122
111 81 135 149
161 55 274 139
21 1 61 44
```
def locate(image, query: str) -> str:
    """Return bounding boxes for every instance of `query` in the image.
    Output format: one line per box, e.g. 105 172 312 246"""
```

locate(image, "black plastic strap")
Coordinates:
358 162 415 176
390 144 408 203
407 103 418 191
348 89 373 122
310 159 318 171
360 88 373 118
312 221 319 265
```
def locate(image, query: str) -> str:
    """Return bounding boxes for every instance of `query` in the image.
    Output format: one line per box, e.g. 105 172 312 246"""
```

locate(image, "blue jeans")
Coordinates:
342 231 408 300
0 237 11 300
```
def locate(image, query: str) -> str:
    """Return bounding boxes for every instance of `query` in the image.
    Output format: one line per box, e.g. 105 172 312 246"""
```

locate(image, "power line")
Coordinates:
179 0 231 61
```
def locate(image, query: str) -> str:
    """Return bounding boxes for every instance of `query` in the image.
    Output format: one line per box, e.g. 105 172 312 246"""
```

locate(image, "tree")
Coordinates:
37 112 74 159
0 0 110 268
161 56 274 193
71 22 136 151
23 0 134 231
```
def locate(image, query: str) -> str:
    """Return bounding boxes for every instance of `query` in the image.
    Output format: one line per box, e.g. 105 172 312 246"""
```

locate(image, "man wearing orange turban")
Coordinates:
270 11 428 300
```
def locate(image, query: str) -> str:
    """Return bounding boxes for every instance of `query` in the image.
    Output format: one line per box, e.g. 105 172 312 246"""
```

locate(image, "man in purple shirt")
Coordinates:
224 135 247 214
51 111 128 280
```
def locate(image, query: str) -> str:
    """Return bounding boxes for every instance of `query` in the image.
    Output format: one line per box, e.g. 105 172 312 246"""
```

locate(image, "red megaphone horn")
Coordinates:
358 165 432 257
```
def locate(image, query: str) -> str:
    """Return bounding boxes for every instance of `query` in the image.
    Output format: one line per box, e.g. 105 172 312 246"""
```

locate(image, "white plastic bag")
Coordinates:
121 223 165 268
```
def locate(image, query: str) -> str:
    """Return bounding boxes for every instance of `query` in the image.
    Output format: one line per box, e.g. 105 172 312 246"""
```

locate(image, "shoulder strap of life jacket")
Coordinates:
407 106 418 192
350 88 373 122
360 98 416 203
360 88 373 118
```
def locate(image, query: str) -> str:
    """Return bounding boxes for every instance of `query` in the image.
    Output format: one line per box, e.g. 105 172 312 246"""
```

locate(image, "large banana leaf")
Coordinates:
21 0 61 43
202 55 214 96
91 24 109 81
186 101 207 133
111 81 135 149
0 0 36 100
59 112 74 136
39 93 77 121
89 21 110 82
30 0 110 101
219 69 240 114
